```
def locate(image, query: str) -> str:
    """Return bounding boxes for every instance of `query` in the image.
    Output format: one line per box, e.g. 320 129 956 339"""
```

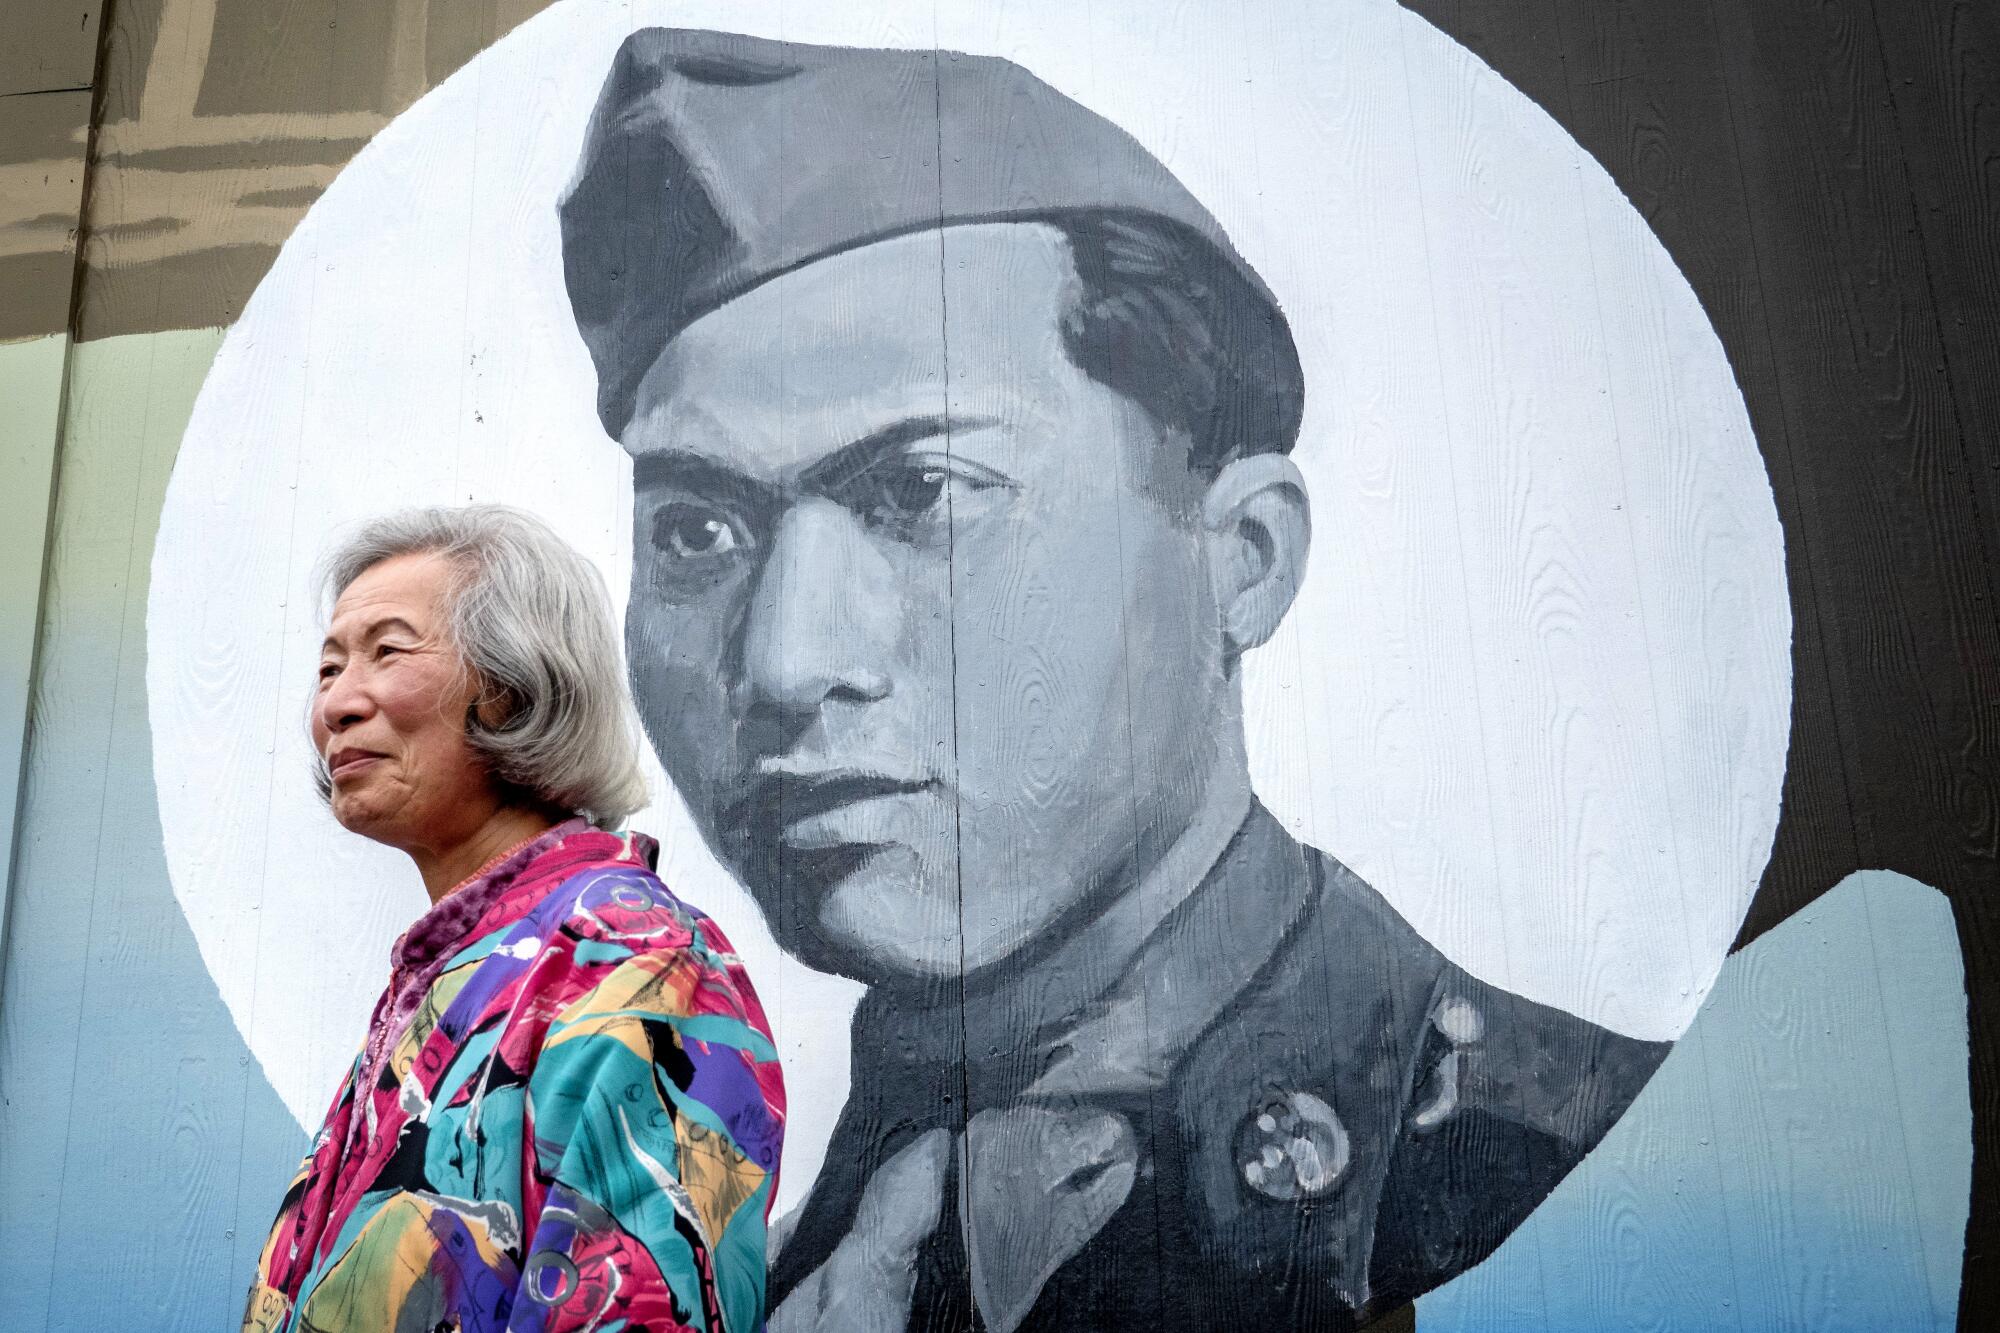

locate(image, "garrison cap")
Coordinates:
559 27 1277 440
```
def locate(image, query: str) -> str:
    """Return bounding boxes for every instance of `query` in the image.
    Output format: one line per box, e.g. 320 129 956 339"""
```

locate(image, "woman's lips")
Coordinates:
328 750 387 781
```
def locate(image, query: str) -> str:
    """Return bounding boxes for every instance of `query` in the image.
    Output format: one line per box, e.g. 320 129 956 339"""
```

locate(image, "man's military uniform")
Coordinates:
771 804 1669 1330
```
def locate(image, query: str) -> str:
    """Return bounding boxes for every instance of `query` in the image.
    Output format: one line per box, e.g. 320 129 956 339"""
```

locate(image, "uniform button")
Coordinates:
1235 1089 1351 1200
1434 995 1484 1046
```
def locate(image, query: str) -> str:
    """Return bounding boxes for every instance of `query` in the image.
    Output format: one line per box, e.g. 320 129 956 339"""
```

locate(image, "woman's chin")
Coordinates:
330 796 398 844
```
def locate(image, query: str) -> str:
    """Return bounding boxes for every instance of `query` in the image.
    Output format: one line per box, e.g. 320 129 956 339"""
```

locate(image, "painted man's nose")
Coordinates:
740 501 896 715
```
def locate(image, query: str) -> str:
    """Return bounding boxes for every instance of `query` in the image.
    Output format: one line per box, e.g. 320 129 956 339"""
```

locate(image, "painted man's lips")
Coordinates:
726 771 936 843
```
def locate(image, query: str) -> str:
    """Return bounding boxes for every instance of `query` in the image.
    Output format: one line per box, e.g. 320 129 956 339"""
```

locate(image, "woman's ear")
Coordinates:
1200 452 1312 662
465 671 518 734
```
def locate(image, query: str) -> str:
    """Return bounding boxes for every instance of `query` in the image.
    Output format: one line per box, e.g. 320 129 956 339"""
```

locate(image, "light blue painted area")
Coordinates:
1419 870 1970 1332
1 334 71 945
0 331 307 1332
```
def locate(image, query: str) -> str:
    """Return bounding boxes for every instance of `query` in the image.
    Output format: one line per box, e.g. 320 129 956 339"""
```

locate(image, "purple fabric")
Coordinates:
353 818 590 1105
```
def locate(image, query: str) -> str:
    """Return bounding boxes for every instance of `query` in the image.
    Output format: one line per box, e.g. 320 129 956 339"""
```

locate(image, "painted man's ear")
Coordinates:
1201 452 1312 662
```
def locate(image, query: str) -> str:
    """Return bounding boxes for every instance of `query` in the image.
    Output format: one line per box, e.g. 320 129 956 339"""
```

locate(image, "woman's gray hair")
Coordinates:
315 504 650 827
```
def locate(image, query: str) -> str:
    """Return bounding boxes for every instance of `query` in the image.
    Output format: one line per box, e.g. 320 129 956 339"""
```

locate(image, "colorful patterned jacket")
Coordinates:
243 820 785 1332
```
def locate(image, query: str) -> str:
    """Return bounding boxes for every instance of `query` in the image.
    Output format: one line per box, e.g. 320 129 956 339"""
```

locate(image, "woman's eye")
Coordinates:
653 502 746 560
318 663 340 681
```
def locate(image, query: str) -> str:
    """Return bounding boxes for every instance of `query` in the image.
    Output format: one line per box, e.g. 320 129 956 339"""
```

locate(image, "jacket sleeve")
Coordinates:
509 908 785 1333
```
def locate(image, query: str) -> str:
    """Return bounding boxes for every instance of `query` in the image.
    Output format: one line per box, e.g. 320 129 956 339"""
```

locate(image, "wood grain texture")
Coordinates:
0 0 575 340
1403 0 2000 1324
5 0 1996 1327
0 330 306 1330
0 336 71 954
1422 870 1969 1329
0 87 94 340
0 0 102 1034
0 0 104 98
1863 8 2000 1310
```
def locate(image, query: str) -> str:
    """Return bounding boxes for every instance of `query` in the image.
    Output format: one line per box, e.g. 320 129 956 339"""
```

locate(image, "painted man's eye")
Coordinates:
653 502 745 559
849 453 1011 532
875 463 951 517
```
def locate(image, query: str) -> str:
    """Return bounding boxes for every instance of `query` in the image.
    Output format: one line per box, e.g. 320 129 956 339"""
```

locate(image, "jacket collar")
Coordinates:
385 818 652 978
1024 801 1323 1102
855 796 1321 1111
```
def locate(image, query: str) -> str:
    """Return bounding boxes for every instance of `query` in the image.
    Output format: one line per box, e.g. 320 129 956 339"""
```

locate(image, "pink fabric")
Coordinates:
352 817 589 1107
243 821 784 1332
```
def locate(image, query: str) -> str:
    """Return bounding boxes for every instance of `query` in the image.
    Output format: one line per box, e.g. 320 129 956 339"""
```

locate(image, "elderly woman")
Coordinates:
242 505 784 1333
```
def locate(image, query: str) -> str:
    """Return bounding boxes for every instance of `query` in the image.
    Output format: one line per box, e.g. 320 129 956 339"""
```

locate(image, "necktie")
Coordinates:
959 1104 1139 1331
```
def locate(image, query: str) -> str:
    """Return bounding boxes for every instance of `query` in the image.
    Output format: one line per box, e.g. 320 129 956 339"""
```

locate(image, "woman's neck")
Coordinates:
412 805 563 903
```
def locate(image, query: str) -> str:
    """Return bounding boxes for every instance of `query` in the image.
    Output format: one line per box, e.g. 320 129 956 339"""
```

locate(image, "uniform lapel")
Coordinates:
1024 803 1321 1103
775 803 1325 1331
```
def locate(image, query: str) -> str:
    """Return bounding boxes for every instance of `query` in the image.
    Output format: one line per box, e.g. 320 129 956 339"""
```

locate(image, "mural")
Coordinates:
560 29 1672 1328
141 2 1795 1326
15 0 1995 1328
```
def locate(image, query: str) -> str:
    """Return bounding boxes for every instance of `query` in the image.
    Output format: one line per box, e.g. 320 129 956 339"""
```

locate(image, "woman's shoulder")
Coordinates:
516 828 773 1038
526 831 718 947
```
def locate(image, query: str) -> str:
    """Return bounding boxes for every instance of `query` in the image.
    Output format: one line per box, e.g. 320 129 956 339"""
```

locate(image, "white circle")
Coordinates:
147 0 1789 1218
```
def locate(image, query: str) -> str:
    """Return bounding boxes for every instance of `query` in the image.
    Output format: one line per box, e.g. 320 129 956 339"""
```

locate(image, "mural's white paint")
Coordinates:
147 0 1790 1217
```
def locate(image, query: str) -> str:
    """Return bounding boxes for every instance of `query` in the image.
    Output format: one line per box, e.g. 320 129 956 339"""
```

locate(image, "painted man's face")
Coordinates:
621 222 1230 984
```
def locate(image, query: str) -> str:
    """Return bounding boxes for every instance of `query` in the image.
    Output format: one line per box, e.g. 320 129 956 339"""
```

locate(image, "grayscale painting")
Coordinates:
557 29 1665 1331
149 3 1793 1330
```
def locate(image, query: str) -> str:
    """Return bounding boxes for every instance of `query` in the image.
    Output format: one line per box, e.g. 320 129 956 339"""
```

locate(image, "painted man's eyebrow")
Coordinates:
632 413 1002 502
630 451 782 513
797 413 1002 493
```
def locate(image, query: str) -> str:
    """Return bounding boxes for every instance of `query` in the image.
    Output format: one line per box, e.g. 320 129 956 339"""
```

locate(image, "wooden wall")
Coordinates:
1398 2 2000 1313
1 0 563 345
0 0 103 938
2 0 1993 1327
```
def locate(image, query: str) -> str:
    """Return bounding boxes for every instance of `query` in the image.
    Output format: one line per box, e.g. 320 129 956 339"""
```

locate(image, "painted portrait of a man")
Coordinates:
554 29 1670 1329
127 0 1815 1326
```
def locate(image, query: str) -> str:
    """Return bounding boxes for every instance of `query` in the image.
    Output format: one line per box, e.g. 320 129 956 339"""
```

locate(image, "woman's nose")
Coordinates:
315 667 374 735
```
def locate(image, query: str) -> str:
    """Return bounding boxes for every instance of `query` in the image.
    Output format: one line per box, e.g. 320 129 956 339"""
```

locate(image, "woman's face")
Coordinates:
312 552 501 853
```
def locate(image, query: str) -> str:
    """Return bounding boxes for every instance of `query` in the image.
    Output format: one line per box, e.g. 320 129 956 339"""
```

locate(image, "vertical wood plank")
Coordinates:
0 1 104 97
0 335 72 942
1692 10 2000 1326
0 0 103 997
1421 871 1967 1330
1400 2 2000 1323
3 1 1993 1326
1861 5 2000 1304
0 329 304 1330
